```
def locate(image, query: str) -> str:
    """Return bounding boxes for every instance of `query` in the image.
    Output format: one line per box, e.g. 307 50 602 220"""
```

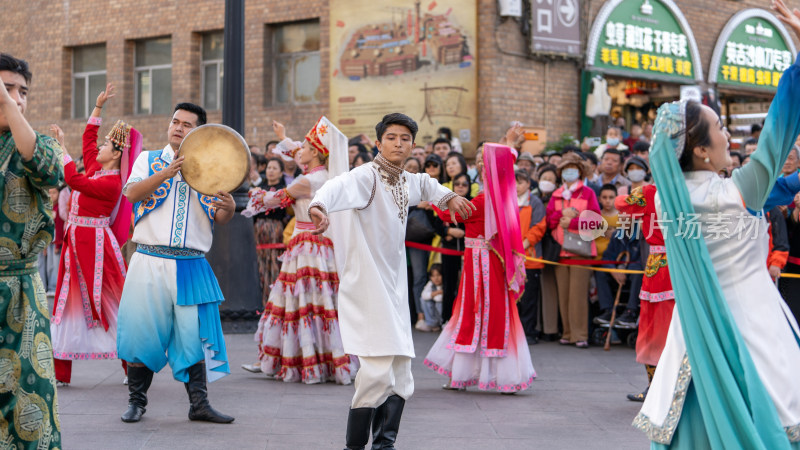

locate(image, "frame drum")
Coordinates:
179 124 251 196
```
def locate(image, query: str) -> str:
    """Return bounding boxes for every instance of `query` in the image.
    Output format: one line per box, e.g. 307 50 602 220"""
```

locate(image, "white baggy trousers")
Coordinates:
351 355 414 408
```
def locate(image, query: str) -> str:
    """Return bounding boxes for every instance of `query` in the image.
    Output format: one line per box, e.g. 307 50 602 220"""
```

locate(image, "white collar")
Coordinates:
160 144 176 165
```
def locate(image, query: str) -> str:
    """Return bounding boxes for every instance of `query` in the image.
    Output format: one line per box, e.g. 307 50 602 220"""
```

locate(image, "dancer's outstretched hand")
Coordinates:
272 120 287 141
49 124 65 146
309 206 329 235
774 0 800 39
447 195 477 224
96 83 115 108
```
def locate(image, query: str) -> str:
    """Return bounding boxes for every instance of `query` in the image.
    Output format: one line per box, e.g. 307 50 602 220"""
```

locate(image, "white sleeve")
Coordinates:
421 281 433 301
414 172 457 210
309 166 375 215
123 151 152 194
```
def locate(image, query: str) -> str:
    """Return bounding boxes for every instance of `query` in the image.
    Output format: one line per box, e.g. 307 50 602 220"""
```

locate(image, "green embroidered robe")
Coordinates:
0 130 64 449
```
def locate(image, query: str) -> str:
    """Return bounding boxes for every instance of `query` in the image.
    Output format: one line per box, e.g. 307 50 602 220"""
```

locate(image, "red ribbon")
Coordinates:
404 241 466 256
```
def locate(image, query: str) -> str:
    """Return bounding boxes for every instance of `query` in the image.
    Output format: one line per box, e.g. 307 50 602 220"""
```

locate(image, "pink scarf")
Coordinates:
109 127 143 246
483 143 526 300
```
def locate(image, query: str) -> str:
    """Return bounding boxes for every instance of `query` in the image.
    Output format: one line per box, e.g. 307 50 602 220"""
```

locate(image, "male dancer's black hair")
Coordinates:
174 102 207 126
375 113 418 142
0 53 32 83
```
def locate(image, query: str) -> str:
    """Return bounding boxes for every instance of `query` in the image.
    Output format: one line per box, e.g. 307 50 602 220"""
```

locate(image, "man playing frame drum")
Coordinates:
116 102 237 424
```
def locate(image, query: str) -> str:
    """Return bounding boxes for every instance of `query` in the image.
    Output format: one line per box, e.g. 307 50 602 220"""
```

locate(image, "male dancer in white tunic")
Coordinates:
116 103 236 424
309 113 475 449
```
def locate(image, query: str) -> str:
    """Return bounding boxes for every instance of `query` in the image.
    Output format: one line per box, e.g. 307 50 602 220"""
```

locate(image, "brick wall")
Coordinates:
2 0 328 155
2 0 793 156
477 0 582 145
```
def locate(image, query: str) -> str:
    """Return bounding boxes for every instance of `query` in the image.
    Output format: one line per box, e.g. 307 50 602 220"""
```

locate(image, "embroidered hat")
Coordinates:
305 116 331 156
106 119 133 151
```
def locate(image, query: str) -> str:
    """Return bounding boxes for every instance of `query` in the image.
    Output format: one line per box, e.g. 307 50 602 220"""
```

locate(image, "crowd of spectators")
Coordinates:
241 119 800 349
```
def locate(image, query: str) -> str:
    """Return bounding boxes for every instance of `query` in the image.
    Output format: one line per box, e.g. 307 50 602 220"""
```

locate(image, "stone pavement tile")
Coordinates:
274 393 352 419
264 435 340 450
402 419 497 438
402 404 486 424
140 429 247 450
60 429 153 450
397 436 504 450
269 417 345 436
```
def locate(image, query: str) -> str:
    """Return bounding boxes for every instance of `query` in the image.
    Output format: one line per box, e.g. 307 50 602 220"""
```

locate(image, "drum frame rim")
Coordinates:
178 123 252 196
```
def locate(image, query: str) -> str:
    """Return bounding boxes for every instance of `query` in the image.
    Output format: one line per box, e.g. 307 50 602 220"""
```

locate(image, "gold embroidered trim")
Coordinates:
787 423 800 443
644 253 668 278
372 158 408 222
308 201 327 217
373 154 403 185
358 171 377 211
437 192 457 211
632 353 692 445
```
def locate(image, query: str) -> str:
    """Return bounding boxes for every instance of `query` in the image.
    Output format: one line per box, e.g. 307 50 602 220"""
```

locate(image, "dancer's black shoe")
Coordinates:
371 395 405 449
121 365 153 423
344 407 375 450
627 385 649 402
184 362 234 423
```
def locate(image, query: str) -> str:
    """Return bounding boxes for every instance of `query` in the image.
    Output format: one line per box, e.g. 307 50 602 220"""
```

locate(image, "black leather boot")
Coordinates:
121 365 153 422
371 395 405 449
344 407 375 450
184 361 234 423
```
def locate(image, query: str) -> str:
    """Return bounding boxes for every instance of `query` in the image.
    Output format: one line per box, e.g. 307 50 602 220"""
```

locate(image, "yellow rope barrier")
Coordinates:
523 256 644 274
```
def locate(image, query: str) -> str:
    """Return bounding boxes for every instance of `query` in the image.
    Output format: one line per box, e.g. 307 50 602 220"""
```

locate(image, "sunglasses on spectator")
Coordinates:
425 162 440 167
453 182 469 187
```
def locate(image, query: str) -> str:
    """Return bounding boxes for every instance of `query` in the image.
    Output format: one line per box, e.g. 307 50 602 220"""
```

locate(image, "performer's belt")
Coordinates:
68 215 110 228
465 237 490 249
295 221 316 231
649 245 666 254
0 255 39 276
136 244 204 260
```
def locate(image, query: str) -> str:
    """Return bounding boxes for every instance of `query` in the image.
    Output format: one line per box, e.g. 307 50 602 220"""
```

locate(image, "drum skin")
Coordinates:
179 124 250 196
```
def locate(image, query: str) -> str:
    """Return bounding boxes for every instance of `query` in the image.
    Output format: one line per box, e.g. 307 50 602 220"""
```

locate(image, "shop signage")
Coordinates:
531 0 581 56
586 0 703 83
709 9 796 91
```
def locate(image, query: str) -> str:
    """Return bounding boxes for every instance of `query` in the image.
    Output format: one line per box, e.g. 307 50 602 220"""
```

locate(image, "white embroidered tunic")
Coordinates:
124 144 214 252
310 156 456 357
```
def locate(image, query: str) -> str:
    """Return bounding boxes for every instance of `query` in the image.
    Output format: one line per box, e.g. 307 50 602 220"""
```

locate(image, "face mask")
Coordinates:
606 137 620 147
538 180 556 193
627 169 646 182
562 168 580 183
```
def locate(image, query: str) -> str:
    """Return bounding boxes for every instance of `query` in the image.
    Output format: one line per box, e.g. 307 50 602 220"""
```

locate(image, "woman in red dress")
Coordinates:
615 184 675 401
424 143 536 393
51 84 141 385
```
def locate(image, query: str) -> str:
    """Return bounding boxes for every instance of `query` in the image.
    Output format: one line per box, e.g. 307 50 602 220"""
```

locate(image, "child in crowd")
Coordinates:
419 264 444 331
595 184 619 261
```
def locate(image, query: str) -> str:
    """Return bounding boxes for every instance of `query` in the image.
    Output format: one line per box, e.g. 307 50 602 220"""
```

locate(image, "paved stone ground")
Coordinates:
57 330 650 449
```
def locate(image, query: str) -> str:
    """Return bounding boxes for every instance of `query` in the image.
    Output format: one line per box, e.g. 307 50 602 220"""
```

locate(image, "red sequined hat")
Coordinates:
304 116 330 156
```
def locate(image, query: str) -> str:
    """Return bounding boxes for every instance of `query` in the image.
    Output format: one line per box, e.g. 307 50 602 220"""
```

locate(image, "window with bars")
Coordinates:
272 21 321 105
72 44 107 119
202 32 224 111
135 37 172 115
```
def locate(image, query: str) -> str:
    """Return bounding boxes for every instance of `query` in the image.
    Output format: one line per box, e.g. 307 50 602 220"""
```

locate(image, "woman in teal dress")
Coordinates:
633 2 800 448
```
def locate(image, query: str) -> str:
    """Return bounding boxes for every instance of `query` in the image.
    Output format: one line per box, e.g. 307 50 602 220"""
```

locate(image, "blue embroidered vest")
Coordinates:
133 149 216 225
